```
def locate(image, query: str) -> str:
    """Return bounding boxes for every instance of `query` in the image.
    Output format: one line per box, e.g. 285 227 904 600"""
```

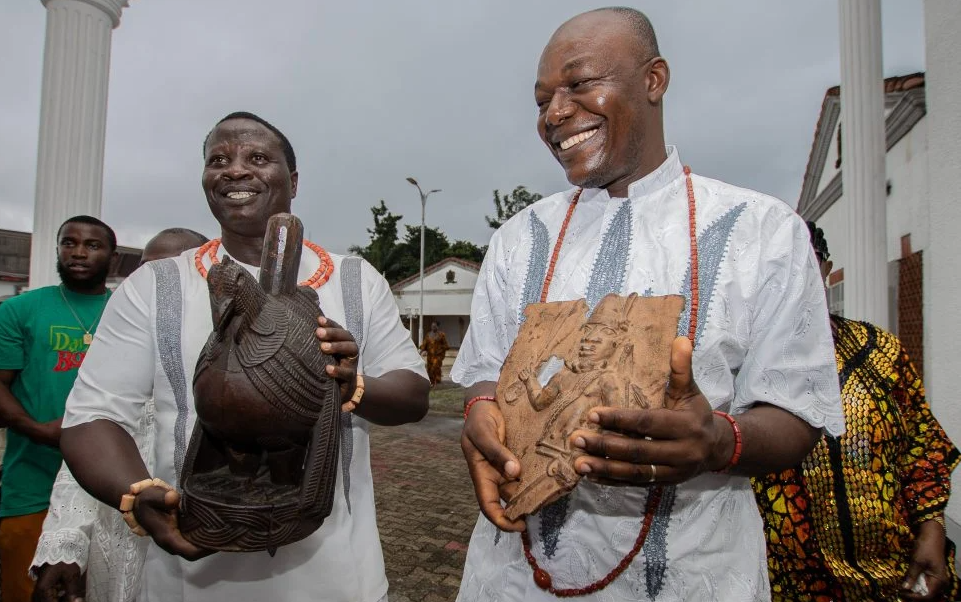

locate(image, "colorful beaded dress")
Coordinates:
753 315 960 601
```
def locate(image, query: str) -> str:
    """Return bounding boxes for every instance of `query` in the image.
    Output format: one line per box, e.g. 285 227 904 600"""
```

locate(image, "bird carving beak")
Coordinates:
213 299 235 329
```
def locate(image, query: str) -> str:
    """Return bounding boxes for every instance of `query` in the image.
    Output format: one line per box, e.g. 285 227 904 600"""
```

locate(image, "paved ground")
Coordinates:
370 409 477 602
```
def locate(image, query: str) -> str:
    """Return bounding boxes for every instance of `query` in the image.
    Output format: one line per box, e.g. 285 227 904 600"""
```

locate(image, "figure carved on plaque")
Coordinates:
517 301 649 488
497 293 683 520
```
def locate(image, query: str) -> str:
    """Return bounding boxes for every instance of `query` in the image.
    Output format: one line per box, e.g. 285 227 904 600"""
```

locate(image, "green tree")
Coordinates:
395 226 451 278
351 201 489 284
348 200 408 282
486 185 543 229
448 239 485 264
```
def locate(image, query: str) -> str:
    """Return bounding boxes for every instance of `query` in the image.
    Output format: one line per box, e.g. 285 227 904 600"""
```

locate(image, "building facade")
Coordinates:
391 257 479 349
811 0 961 534
797 72 927 371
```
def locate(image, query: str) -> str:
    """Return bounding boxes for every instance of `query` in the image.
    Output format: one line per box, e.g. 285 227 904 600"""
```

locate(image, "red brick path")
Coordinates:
371 413 477 602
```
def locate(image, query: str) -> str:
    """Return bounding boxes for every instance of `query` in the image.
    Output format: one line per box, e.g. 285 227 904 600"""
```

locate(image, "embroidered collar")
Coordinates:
627 145 685 199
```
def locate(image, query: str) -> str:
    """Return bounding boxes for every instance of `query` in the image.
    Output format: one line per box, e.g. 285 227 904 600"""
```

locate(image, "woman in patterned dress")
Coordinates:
752 221 961 601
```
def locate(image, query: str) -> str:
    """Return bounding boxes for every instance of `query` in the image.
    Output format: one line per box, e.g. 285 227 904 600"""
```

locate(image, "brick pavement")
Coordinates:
371 412 478 602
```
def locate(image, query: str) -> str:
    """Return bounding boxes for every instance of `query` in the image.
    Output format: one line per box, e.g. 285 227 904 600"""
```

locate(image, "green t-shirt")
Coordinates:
0 285 110 517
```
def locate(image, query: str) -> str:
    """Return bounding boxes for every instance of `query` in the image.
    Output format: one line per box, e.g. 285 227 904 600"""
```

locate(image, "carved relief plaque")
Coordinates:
496 292 684 520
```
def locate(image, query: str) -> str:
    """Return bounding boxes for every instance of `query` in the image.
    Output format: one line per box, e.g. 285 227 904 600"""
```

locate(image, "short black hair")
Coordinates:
57 215 117 250
590 7 661 59
203 111 297 172
153 227 209 245
806 220 830 263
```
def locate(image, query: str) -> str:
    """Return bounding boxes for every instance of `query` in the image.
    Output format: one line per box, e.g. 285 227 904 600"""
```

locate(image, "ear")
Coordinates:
110 250 120 272
820 260 834 283
290 170 299 200
647 57 670 104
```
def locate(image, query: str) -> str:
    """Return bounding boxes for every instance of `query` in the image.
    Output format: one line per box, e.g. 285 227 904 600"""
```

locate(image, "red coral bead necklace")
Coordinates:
194 238 334 289
521 166 700 597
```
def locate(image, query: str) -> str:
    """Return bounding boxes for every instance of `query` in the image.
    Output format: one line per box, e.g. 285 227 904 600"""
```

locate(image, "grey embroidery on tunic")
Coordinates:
585 200 633 311
642 202 746 599
677 203 747 348
643 478 677 598
537 496 569 558
150 259 189 485
340 256 365 514
518 212 551 321
506 211 550 547
539 199 635 557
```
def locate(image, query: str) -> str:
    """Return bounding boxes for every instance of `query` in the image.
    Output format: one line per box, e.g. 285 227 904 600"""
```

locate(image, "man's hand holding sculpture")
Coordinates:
128 484 211 561
315 314 362 407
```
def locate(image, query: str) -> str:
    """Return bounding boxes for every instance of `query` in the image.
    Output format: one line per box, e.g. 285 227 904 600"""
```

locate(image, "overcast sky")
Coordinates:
1 1 924 254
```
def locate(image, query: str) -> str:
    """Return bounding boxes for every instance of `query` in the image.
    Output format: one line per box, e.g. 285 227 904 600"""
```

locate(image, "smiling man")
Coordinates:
0 215 117 602
453 8 844 601
31 112 429 602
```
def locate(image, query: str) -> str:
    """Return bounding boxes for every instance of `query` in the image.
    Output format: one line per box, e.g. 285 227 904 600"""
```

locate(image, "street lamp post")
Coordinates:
406 177 441 348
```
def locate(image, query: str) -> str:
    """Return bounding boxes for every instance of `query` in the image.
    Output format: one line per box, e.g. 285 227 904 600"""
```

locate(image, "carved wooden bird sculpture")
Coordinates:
192 214 338 487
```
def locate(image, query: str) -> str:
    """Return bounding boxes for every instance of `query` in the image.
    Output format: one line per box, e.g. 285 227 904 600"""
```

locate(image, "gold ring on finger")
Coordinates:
649 464 656 483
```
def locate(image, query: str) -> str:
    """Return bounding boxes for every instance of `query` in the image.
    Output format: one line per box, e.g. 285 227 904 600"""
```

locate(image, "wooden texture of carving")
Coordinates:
497 293 684 520
181 213 341 554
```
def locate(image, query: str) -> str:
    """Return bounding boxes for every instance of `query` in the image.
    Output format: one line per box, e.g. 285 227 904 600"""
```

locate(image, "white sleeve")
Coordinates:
732 213 845 436
30 463 97 575
450 232 512 387
62 266 156 435
359 261 428 380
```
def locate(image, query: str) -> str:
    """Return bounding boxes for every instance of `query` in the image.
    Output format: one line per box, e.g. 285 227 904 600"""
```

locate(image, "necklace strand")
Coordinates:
59 284 110 346
194 238 334 289
523 166 700 596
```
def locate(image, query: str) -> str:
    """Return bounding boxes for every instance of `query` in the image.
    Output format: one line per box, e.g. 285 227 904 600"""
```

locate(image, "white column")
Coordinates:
923 0 961 527
838 0 888 327
29 0 129 289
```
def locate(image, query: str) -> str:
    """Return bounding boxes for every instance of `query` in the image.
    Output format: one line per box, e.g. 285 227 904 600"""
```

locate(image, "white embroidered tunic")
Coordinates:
34 247 426 602
450 148 845 602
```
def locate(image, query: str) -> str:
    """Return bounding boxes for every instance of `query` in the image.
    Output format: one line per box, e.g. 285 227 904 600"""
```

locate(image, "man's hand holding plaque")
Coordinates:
569 333 722 486
495 292 684 520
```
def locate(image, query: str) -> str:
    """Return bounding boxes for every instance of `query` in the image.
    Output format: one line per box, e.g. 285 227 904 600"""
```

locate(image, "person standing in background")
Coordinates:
0 215 117 602
753 222 960 602
420 321 449 386
139 228 209 266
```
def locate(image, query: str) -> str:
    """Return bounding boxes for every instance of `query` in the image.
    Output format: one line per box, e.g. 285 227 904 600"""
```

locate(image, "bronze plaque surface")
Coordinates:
496 292 684 520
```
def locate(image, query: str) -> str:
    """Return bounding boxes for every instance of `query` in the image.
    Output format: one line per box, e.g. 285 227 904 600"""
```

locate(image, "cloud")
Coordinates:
1 0 924 253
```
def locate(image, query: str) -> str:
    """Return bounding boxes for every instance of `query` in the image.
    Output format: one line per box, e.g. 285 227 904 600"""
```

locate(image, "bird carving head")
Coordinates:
207 257 263 331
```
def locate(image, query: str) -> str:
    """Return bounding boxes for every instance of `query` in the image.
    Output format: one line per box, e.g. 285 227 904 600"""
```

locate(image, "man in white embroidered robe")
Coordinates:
453 9 844 602
30 112 429 602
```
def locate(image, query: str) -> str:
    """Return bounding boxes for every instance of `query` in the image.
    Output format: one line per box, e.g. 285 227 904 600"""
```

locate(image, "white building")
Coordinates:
823 0 961 536
391 257 479 348
797 72 927 372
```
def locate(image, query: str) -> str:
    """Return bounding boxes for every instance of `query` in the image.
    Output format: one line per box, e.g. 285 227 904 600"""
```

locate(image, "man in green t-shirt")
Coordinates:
0 215 117 602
